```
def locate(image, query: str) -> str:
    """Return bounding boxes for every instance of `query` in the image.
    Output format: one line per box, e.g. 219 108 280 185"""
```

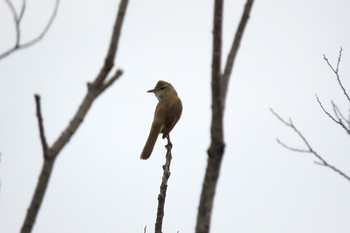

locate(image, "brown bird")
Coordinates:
140 80 183 160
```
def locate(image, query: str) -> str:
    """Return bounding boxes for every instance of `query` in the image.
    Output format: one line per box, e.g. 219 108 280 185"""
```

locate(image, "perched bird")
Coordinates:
140 80 182 160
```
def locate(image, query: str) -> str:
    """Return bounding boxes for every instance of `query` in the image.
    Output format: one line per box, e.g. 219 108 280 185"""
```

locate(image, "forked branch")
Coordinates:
316 95 350 135
323 47 350 101
0 0 60 60
271 109 350 182
196 1 254 233
20 1 129 233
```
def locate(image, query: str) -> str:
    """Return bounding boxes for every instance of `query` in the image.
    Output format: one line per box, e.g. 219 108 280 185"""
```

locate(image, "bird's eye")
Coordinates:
159 87 165 90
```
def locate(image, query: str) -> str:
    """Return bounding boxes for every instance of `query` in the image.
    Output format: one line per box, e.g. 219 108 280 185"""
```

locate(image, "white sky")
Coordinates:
1 0 350 232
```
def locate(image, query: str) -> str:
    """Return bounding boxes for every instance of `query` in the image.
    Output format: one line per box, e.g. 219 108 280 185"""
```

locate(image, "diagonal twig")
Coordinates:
315 95 350 135
271 109 350 182
323 47 350 101
332 101 348 124
221 0 254 103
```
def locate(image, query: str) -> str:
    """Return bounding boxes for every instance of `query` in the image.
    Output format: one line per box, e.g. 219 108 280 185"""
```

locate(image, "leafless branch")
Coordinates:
196 1 254 233
221 0 254 104
96 69 123 96
155 135 173 233
0 0 59 60
276 138 310 153
315 95 350 135
323 47 350 101
20 1 129 232
34 95 49 158
271 109 350 182
332 101 348 124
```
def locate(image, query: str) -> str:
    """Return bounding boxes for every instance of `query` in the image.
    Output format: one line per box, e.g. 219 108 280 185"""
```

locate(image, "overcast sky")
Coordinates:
1 0 350 232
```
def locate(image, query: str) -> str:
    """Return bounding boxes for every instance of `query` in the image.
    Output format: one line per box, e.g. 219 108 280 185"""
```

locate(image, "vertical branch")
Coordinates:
196 1 224 233
34 95 49 157
155 136 173 233
196 0 254 233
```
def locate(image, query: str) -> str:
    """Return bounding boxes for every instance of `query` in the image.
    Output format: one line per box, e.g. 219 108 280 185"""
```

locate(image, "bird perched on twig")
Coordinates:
140 80 183 160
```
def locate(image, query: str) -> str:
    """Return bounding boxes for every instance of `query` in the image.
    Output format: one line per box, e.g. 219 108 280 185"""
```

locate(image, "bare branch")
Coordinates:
20 1 129 232
18 0 26 23
276 138 310 153
331 101 347 123
155 135 173 233
323 47 350 101
271 109 350 182
221 0 254 102
0 0 60 60
96 69 123 97
20 0 59 48
315 95 350 135
34 95 49 158
196 1 254 233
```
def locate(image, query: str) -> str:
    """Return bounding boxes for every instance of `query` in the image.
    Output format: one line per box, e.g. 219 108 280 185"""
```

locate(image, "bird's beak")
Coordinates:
147 89 155 93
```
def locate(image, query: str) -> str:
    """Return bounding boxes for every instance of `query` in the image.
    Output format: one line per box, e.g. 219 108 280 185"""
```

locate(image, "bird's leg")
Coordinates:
165 134 172 149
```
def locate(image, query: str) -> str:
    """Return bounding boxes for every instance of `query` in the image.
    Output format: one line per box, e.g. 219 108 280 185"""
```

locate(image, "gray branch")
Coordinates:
196 1 254 233
0 0 59 60
271 109 350 182
20 1 129 232
155 135 173 233
323 47 350 101
315 95 350 135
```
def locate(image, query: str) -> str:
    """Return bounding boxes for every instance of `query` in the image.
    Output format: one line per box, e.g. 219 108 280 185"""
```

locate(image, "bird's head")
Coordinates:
147 80 177 100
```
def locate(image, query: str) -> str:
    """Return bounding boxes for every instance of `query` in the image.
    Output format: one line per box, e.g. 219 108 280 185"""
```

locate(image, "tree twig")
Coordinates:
271 109 350 182
315 95 350 135
0 0 59 60
323 47 350 101
34 95 49 158
196 1 254 233
155 135 173 233
221 0 254 104
20 1 129 232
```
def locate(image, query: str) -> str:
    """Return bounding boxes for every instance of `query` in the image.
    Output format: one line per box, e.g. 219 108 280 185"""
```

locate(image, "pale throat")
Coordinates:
155 91 163 101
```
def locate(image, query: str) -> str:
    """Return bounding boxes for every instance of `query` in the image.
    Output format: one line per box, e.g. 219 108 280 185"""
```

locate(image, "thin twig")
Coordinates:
315 95 350 135
155 135 173 233
0 0 60 60
20 0 60 48
332 101 347 123
221 0 254 102
18 0 26 23
271 109 350 182
34 95 49 158
276 139 310 153
323 47 350 101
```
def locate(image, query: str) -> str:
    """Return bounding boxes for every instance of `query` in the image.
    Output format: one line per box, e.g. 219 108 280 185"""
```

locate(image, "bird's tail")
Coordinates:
140 122 161 160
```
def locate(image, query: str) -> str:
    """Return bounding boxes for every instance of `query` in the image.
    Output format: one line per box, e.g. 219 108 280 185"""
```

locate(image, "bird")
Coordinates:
140 80 183 160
